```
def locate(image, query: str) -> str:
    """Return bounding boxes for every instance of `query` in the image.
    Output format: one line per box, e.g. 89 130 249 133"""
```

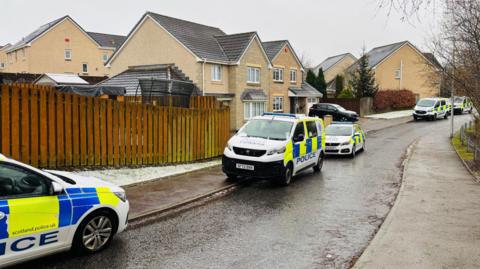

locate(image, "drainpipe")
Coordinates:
202 58 206 96
399 60 403 89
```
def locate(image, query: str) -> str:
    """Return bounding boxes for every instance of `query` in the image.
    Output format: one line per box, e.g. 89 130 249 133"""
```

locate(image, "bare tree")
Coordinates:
378 0 436 20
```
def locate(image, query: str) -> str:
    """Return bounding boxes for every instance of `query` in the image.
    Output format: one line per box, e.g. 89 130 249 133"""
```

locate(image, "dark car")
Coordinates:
308 103 359 122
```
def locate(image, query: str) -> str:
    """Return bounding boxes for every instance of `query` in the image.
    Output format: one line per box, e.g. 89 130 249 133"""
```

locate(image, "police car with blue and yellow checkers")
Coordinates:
324 122 365 158
0 154 129 267
222 113 325 186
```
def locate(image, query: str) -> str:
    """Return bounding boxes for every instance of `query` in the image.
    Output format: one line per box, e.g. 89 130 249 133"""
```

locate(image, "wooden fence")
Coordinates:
0 84 230 169
322 98 361 114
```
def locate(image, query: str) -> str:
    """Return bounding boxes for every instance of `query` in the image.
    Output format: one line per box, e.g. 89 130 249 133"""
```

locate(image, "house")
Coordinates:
348 41 442 99
106 12 279 130
312 53 357 97
0 44 11 70
263 40 322 113
2 16 126 76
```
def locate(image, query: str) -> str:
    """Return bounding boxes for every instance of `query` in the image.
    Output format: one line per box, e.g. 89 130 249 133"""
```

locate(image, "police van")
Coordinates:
453 96 473 114
222 113 325 186
0 154 129 267
413 97 449 121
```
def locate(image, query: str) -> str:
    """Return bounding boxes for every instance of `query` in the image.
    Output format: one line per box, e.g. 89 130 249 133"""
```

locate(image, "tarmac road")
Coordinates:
16 115 471 269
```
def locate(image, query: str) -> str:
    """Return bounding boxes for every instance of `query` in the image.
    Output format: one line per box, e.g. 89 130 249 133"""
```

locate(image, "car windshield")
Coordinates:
238 119 293 141
417 99 436 107
454 97 464 103
325 125 353 136
331 104 346 111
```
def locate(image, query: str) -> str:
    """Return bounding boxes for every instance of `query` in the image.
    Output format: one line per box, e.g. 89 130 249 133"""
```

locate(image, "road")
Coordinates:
16 115 471 269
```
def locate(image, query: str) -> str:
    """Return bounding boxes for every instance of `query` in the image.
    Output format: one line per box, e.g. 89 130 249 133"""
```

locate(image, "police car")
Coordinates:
222 113 325 186
413 97 449 121
0 154 129 267
324 122 365 157
453 96 473 114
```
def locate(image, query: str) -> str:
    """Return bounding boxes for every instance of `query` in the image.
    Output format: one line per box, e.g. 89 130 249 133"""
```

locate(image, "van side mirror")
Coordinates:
293 133 304 143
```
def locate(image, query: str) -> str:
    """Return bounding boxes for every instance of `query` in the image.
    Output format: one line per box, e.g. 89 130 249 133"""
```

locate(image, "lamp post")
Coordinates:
450 0 456 138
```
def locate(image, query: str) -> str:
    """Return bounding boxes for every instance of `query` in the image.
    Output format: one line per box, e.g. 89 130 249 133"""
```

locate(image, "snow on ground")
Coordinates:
70 159 221 187
365 110 413 120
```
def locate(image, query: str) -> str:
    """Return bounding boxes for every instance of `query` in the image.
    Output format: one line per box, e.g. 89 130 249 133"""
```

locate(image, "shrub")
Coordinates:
337 89 355 98
373 89 416 112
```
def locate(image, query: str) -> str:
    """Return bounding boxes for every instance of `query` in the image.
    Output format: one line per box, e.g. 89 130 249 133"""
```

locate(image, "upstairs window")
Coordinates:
102 52 109 63
273 68 284 82
211 64 222 81
290 69 297 83
65 49 72 61
82 63 88 74
247 67 260 83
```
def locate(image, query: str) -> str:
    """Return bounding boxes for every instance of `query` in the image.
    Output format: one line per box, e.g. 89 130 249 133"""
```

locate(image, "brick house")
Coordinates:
2 16 125 76
107 12 312 130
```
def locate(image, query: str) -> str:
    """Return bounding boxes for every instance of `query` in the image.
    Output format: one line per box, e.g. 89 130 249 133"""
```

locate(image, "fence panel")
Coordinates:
0 84 230 169
322 98 361 114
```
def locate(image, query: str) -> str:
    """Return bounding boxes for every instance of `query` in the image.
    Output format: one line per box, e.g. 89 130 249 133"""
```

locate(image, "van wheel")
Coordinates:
73 210 117 254
313 153 324 172
444 113 448 119
279 163 293 186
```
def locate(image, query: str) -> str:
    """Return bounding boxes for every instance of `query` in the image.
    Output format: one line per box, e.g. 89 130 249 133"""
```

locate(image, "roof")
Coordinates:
147 12 228 62
365 41 408 68
98 64 194 96
57 85 125 96
289 83 323 97
215 32 256 61
87 32 126 50
423 53 443 70
240 89 268 101
7 16 69 52
314 53 356 72
37 73 89 85
262 40 287 61
109 12 272 65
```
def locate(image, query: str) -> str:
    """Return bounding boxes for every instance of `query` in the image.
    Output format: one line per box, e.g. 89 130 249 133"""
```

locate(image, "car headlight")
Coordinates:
341 141 350 146
114 192 127 202
267 146 286 155
226 142 233 151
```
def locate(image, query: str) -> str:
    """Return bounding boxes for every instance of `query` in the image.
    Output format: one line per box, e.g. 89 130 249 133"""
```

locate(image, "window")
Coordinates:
307 97 317 104
102 52 109 63
306 121 318 137
394 69 401 79
273 96 283 112
65 49 72 60
273 68 284 82
290 69 297 83
0 163 51 198
247 67 260 83
293 122 305 142
0 62 4 69
243 101 265 119
211 64 222 81
82 63 88 73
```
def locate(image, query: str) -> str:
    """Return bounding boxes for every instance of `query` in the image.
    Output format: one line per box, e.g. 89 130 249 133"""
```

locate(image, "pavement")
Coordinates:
354 116 479 268
22 114 448 269
364 110 413 120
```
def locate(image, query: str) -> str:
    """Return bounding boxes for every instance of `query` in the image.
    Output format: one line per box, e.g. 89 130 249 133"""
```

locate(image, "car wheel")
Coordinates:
413 115 418 121
350 145 356 158
279 163 293 186
73 210 117 254
444 113 448 119
361 141 366 152
313 152 324 172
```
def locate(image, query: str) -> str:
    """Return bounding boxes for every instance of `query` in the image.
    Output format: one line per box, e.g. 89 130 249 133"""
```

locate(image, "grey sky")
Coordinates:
1 0 441 67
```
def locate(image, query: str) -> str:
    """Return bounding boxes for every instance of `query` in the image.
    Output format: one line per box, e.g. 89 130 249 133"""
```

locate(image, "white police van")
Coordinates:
0 154 129 267
222 113 325 186
413 97 449 121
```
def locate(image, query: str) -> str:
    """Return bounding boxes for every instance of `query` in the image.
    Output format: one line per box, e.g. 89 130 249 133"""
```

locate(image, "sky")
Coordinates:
1 0 442 67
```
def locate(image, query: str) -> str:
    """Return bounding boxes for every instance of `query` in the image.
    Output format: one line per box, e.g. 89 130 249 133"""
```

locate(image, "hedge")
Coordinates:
374 89 416 112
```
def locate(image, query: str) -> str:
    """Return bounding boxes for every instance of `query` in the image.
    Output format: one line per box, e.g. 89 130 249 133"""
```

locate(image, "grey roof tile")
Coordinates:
262 40 287 61
423 52 443 70
147 12 229 62
240 89 267 101
8 16 69 52
366 41 407 68
289 83 323 97
87 32 126 50
315 53 354 72
215 32 256 62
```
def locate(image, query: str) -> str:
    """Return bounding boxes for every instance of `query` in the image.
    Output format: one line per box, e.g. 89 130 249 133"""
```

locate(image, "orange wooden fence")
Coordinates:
0 84 230 168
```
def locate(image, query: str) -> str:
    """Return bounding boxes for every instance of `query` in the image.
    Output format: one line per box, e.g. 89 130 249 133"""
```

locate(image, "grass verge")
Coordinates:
452 132 474 161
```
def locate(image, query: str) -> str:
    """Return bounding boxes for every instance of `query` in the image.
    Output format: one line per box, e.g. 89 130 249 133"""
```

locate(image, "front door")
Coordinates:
0 163 71 265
